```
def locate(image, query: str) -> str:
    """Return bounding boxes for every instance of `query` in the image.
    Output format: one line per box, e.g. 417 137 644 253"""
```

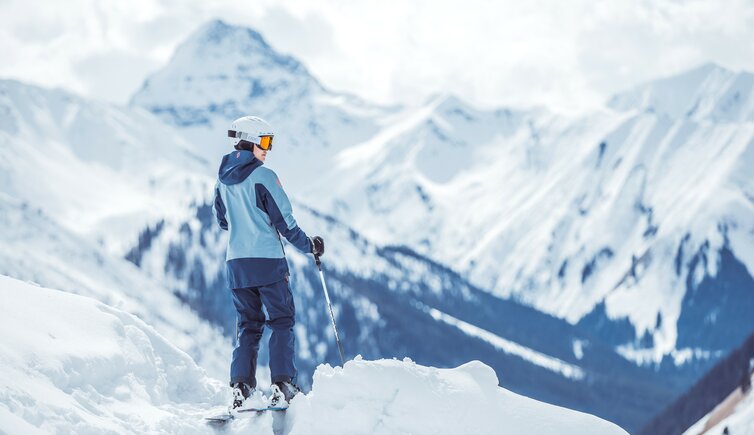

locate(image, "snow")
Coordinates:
302 71 754 361
0 275 225 434
285 357 624 435
130 19 391 172
616 345 723 367
683 373 754 435
0 275 626 435
416 301 585 380
0 79 212 254
573 339 587 360
0 193 231 381
608 63 754 122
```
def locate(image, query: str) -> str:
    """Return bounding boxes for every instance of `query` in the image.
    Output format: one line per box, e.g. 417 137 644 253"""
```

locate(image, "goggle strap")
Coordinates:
228 130 252 141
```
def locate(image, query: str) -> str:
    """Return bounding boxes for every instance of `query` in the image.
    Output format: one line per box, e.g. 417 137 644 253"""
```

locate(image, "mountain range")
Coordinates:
2 18 753 433
133 20 754 370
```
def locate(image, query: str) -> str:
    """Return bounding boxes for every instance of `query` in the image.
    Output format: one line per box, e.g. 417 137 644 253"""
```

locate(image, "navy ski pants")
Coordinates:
230 277 297 387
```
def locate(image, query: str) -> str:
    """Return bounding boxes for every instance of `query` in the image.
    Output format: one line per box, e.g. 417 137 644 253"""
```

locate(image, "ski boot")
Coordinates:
231 382 254 410
231 382 269 412
269 381 300 409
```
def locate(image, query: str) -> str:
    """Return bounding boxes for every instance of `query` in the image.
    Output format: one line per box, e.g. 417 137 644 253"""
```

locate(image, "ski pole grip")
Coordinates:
314 253 322 270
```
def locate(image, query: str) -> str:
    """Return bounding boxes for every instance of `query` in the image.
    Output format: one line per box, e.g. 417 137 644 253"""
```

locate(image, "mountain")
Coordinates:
4 16 753 434
0 275 627 434
0 192 230 380
640 331 754 435
132 19 754 373
0 79 233 378
130 19 393 176
683 380 754 435
0 47 665 430
607 62 754 122
311 67 754 368
0 79 211 253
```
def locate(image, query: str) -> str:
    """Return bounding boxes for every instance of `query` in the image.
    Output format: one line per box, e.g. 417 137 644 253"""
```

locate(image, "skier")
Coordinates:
214 115 325 411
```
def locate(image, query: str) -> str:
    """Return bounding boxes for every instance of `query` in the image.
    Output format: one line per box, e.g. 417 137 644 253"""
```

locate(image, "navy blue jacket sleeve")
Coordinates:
255 169 312 254
214 184 228 231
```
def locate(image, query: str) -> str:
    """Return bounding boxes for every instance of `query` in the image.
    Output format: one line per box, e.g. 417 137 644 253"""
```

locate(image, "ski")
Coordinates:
204 406 287 424
205 413 233 424
237 406 288 413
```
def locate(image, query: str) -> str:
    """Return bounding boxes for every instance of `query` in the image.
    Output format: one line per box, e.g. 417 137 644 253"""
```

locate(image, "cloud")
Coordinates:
1 0 753 113
255 6 338 58
73 50 161 103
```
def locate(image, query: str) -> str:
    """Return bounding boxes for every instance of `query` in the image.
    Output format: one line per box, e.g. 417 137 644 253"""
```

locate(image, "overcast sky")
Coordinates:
1 0 753 113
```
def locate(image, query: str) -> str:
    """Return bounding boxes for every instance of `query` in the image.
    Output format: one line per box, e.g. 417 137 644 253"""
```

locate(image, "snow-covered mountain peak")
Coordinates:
608 63 754 122
131 19 395 183
180 18 315 85
131 19 321 128
199 19 269 52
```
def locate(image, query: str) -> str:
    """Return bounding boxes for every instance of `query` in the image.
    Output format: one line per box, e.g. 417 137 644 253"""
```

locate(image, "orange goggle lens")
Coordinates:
257 135 274 151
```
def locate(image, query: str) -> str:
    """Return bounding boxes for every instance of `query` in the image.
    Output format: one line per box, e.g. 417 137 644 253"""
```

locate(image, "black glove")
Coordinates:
311 236 325 256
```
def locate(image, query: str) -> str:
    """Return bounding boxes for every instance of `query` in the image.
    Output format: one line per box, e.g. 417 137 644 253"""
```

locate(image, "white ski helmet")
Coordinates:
227 116 274 147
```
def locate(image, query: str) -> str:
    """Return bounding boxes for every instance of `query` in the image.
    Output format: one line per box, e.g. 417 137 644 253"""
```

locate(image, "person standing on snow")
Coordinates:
214 115 325 410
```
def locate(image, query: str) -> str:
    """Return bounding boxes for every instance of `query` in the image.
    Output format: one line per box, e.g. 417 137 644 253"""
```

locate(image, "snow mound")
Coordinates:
0 275 224 434
0 273 626 434
283 357 627 435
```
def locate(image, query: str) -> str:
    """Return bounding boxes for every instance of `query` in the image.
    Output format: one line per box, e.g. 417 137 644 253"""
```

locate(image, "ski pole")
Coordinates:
315 254 345 366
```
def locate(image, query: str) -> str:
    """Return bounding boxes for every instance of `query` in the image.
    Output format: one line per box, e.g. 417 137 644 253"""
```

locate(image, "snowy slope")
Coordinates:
608 62 754 122
640 331 754 435
0 276 627 435
316 78 754 364
0 78 236 378
131 20 754 367
0 275 225 434
682 374 754 435
0 79 211 253
0 193 230 380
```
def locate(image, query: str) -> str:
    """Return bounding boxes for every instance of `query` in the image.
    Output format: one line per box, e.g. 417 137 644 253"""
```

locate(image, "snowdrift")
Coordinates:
0 275 225 434
0 274 626 434
281 357 628 435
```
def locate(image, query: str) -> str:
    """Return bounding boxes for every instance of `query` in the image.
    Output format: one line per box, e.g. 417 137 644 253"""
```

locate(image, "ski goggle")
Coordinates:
227 130 274 151
256 135 274 151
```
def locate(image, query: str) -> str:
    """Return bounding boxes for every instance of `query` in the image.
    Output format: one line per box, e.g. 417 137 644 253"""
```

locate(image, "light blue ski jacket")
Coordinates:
214 150 312 289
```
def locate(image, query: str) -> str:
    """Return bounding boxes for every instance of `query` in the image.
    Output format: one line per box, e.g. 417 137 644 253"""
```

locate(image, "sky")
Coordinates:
1 0 753 113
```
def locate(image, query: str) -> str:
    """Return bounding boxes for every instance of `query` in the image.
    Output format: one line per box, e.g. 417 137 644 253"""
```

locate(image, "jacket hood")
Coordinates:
218 150 263 185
